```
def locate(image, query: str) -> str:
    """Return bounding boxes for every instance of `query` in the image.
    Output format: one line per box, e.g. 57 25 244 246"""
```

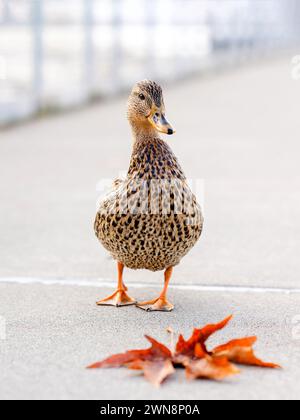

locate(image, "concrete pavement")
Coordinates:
0 53 300 399
0 282 299 400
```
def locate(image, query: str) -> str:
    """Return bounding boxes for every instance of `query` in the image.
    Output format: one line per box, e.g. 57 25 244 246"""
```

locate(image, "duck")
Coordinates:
94 80 203 311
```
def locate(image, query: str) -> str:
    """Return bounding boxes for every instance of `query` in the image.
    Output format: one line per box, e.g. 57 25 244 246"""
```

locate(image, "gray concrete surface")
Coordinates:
0 283 299 400
0 53 300 400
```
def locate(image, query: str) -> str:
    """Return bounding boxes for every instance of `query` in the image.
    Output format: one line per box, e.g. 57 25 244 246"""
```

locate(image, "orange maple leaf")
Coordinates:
88 315 280 386
213 337 281 368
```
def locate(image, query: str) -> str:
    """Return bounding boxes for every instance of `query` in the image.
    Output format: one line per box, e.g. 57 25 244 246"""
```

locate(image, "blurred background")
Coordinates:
1 0 300 126
0 0 300 289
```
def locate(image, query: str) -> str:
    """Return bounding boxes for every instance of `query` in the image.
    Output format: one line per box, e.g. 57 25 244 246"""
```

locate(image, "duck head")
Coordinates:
127 80 175 136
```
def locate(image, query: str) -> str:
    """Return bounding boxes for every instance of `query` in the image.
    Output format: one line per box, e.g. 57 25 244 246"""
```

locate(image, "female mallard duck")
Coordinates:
94 80 203 311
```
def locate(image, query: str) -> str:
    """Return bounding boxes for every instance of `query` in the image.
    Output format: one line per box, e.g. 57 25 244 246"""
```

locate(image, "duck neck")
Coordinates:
130 120 159 144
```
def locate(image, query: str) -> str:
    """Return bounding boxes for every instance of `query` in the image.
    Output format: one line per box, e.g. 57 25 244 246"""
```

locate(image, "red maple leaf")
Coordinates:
88 316 280 386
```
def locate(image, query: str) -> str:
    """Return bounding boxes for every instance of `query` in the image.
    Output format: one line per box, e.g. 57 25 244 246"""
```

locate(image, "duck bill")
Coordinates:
148 111 175 135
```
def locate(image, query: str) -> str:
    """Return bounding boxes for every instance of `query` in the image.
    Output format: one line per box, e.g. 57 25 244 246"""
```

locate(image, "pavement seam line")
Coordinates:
0 277 298 294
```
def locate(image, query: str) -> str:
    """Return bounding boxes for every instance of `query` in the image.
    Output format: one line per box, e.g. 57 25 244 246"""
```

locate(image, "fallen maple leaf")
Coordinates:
128 360 175 388
186 355 239 381
87 335 171 369
88 315 280 386
175 315 233 358
213 337 281 368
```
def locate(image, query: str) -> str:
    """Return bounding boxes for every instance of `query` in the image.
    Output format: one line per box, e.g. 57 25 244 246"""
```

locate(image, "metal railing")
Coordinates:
0 0 300 125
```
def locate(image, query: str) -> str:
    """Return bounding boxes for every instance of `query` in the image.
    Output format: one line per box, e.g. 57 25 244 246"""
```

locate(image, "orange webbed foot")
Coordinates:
136 297 174 312
96 289 136 307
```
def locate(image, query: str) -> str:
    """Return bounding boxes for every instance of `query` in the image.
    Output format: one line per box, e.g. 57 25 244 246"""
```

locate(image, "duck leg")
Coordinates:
96 262 136 307
136 267 174 312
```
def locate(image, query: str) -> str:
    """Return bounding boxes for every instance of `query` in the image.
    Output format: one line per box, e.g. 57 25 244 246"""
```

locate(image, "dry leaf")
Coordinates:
88 315 280 386
175 315 232 357
142 360 175 387
126 358 175 386
87 335 171 369
213 337 281 368
186 355 240 381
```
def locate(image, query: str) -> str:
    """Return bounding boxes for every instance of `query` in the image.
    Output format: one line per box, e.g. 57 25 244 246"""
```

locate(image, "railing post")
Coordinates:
32 0 43 108
2 0 10 22
83 0 94 99
145 0 156 80
111 0 123 92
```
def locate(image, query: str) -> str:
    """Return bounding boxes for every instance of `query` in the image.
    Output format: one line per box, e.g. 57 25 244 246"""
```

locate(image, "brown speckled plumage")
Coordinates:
94 81 203 274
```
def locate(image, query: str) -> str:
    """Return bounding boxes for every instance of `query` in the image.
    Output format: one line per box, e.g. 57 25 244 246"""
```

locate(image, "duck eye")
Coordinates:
139 93 145 101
